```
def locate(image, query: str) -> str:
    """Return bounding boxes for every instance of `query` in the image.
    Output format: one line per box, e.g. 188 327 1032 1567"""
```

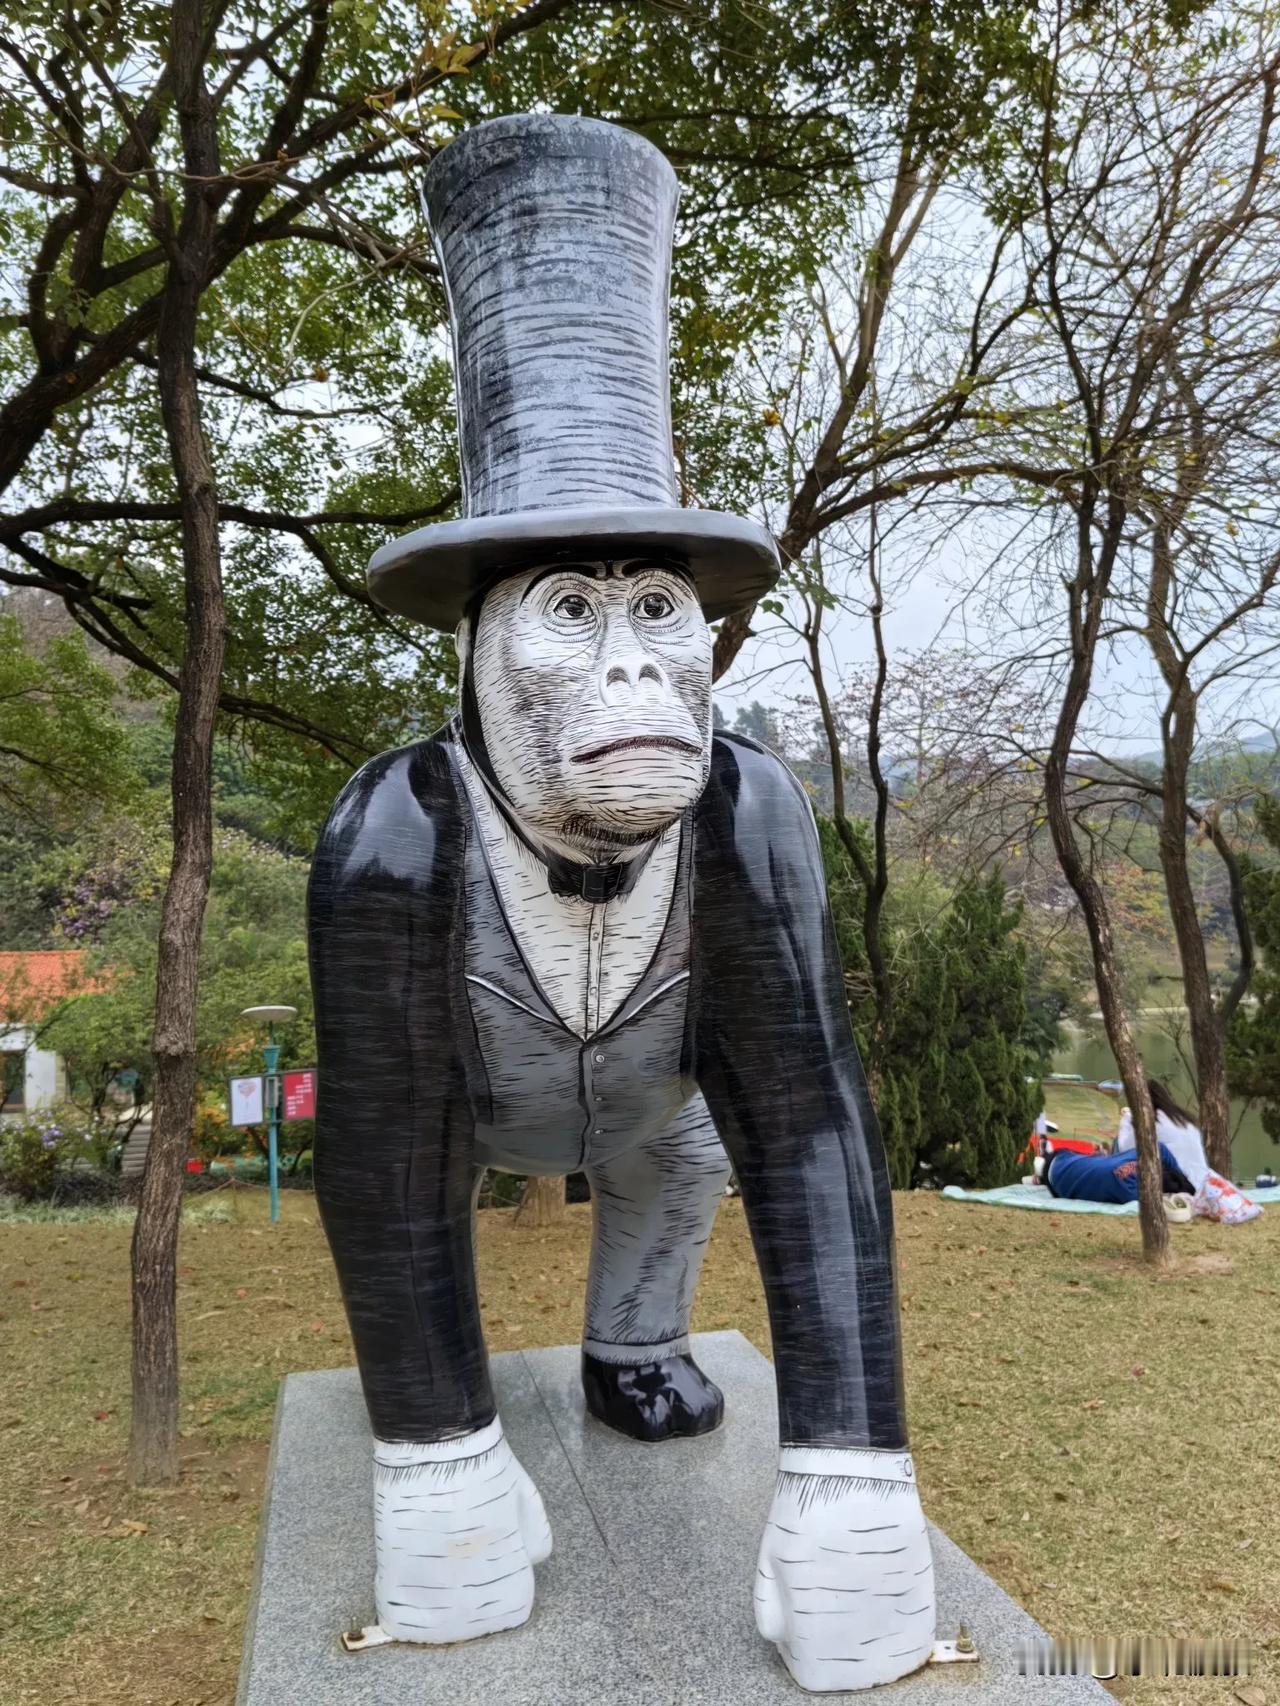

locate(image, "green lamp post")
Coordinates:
242 1005 298 1223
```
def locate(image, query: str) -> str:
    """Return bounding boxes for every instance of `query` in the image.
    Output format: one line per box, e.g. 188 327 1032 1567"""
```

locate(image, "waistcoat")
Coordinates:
461 796 694 1175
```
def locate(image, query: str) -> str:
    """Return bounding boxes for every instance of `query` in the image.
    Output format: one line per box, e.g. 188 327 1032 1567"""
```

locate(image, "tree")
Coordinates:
1037 2 1277 1245
41 821 313 1148
932 1 1280 1259
0 608 134 821
512 1173 566 1229
709 0 1280 1261
818 817 1036 1188
1065 746 1265 1169
720 47 1055 1060
1229 794 1280 1143
0 0 984 780
732 701 784 750
709 1 1048 679
939 872 1039 1185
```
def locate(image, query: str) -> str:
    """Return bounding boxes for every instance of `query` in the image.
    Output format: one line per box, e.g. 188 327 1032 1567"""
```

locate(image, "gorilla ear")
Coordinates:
454 614 471 670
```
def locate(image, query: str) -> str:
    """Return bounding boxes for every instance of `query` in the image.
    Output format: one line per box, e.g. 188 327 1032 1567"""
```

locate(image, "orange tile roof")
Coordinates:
0 951 98 1020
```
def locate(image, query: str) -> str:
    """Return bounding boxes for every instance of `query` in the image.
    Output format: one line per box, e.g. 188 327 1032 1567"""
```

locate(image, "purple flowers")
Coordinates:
56 855 144 942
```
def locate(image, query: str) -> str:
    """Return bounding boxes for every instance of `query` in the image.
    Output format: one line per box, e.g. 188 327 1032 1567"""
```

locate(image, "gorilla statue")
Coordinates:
308 112 935 1693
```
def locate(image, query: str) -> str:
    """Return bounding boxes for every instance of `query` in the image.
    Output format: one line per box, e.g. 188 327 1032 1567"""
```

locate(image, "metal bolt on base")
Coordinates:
929 1623 980 1664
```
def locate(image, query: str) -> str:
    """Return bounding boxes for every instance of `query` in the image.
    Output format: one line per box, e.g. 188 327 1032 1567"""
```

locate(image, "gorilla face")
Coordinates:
465 559 712 857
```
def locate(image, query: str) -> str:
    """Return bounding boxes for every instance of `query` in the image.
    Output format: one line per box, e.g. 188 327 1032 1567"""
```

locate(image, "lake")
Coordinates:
1053 1018 1279 1184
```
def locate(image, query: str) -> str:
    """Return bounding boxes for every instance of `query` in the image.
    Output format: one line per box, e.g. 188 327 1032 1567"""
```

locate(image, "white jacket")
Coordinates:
1115 1106 1211 1190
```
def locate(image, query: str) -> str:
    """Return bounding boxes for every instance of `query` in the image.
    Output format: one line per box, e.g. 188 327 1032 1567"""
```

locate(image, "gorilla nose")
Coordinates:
600 656 668 704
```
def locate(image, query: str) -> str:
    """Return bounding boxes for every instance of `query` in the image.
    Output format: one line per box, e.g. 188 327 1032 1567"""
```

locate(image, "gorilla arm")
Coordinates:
308 737 550 1644
691 734 935 1690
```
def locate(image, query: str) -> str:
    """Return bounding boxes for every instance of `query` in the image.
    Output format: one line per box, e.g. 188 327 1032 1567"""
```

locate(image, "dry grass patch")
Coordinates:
0 1186 1276 1703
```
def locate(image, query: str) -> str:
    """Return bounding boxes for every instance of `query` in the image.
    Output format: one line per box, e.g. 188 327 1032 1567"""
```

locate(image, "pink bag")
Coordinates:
1192 1171 1262 1225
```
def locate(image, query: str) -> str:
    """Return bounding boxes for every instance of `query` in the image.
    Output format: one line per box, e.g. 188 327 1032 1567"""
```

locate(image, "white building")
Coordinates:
0 952 85 1118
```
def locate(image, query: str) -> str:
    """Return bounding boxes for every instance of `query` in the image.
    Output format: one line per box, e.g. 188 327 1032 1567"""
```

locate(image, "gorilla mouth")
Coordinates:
571 735 702 764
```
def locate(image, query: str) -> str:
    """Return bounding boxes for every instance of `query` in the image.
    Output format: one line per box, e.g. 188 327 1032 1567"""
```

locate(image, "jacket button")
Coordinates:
593 1051 606 1066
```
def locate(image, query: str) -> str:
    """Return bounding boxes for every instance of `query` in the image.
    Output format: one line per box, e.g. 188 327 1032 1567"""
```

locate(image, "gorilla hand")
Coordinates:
370 1418 552 1644
754 1446 935 1692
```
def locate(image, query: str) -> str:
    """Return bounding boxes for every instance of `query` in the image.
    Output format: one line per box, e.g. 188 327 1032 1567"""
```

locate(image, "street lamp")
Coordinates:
242 1004 298 1223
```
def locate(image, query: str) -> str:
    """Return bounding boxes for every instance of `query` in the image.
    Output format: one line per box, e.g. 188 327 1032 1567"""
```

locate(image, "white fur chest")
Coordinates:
455 746 680 1037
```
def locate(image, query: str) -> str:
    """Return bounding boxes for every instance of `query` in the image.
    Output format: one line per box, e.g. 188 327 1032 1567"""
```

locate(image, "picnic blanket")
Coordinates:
940 1181 1280 1216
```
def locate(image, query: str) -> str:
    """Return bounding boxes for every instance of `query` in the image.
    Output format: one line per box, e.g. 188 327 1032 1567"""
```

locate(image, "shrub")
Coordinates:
0 1107 114 1201
191 1093 232 1165
1229 794 1280 1145
816 822 1039 1190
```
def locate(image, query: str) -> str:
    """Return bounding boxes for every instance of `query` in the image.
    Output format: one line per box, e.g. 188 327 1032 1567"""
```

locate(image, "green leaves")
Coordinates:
0 614 137 824
819 818 1038 1189
1 0 1058 837
39 812 317 1121
1228 795 1280 1143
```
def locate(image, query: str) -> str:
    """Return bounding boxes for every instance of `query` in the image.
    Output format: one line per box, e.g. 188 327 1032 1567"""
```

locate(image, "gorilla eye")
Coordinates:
553 592 593 621
637 590 674 620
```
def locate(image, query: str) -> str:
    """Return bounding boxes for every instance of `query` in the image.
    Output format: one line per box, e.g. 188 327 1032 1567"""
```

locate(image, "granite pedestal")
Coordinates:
238 1330 1107 1704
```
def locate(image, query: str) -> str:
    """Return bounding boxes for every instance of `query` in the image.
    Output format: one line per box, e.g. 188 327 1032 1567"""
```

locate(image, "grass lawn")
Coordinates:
1 1185 1277 1705
1043 1080 1127 1147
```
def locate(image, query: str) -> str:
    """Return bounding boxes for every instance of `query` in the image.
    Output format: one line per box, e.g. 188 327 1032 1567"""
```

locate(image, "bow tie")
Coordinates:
546 855 641 904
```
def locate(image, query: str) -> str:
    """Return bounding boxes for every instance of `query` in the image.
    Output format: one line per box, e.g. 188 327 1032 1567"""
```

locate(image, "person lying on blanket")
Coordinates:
1034 1141 1194 1205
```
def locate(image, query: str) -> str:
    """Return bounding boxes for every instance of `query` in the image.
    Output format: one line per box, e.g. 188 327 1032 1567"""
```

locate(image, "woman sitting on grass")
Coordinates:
1112 1078 1211 1192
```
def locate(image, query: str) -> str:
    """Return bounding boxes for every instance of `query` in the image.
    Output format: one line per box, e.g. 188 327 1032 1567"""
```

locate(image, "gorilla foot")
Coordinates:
582 1349 724 1442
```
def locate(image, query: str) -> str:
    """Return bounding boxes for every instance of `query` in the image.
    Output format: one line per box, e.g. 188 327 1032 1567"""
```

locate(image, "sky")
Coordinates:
714 511 1280 763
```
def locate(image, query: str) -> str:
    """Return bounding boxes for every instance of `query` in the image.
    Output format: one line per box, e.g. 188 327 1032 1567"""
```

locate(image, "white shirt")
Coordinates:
454 744 681 1038
1115 1106 1211 1190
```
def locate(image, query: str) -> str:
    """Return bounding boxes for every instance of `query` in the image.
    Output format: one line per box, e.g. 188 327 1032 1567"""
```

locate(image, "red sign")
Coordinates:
282 1069 317 1121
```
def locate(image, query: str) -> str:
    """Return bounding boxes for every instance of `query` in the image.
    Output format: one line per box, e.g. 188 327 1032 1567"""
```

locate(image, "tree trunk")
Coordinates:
1045 799 1169 1260
808 582 892 1045
1146 519 1233 1176
128 0 225 1487
1198 804 1254 1031
1158 694 1232 1174
514 1174 566 1228
1043 499 1169 1264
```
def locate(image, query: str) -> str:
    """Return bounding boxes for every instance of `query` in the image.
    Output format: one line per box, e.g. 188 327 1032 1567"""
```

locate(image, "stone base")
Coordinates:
237 1331 1107 1703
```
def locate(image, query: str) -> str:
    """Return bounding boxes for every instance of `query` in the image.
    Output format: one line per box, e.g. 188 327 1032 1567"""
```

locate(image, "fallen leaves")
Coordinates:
106 1519 149 1540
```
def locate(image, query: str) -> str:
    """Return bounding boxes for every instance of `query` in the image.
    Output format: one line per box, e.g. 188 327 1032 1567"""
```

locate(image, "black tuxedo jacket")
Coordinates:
308 724 907 1451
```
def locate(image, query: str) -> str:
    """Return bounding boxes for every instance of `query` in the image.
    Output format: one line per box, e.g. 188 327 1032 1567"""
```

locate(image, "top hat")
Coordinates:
367 113 781 631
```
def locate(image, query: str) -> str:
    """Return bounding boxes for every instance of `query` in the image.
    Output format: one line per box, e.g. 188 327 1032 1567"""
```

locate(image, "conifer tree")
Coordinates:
1229 796 1280 1143
816 818 1036 1187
